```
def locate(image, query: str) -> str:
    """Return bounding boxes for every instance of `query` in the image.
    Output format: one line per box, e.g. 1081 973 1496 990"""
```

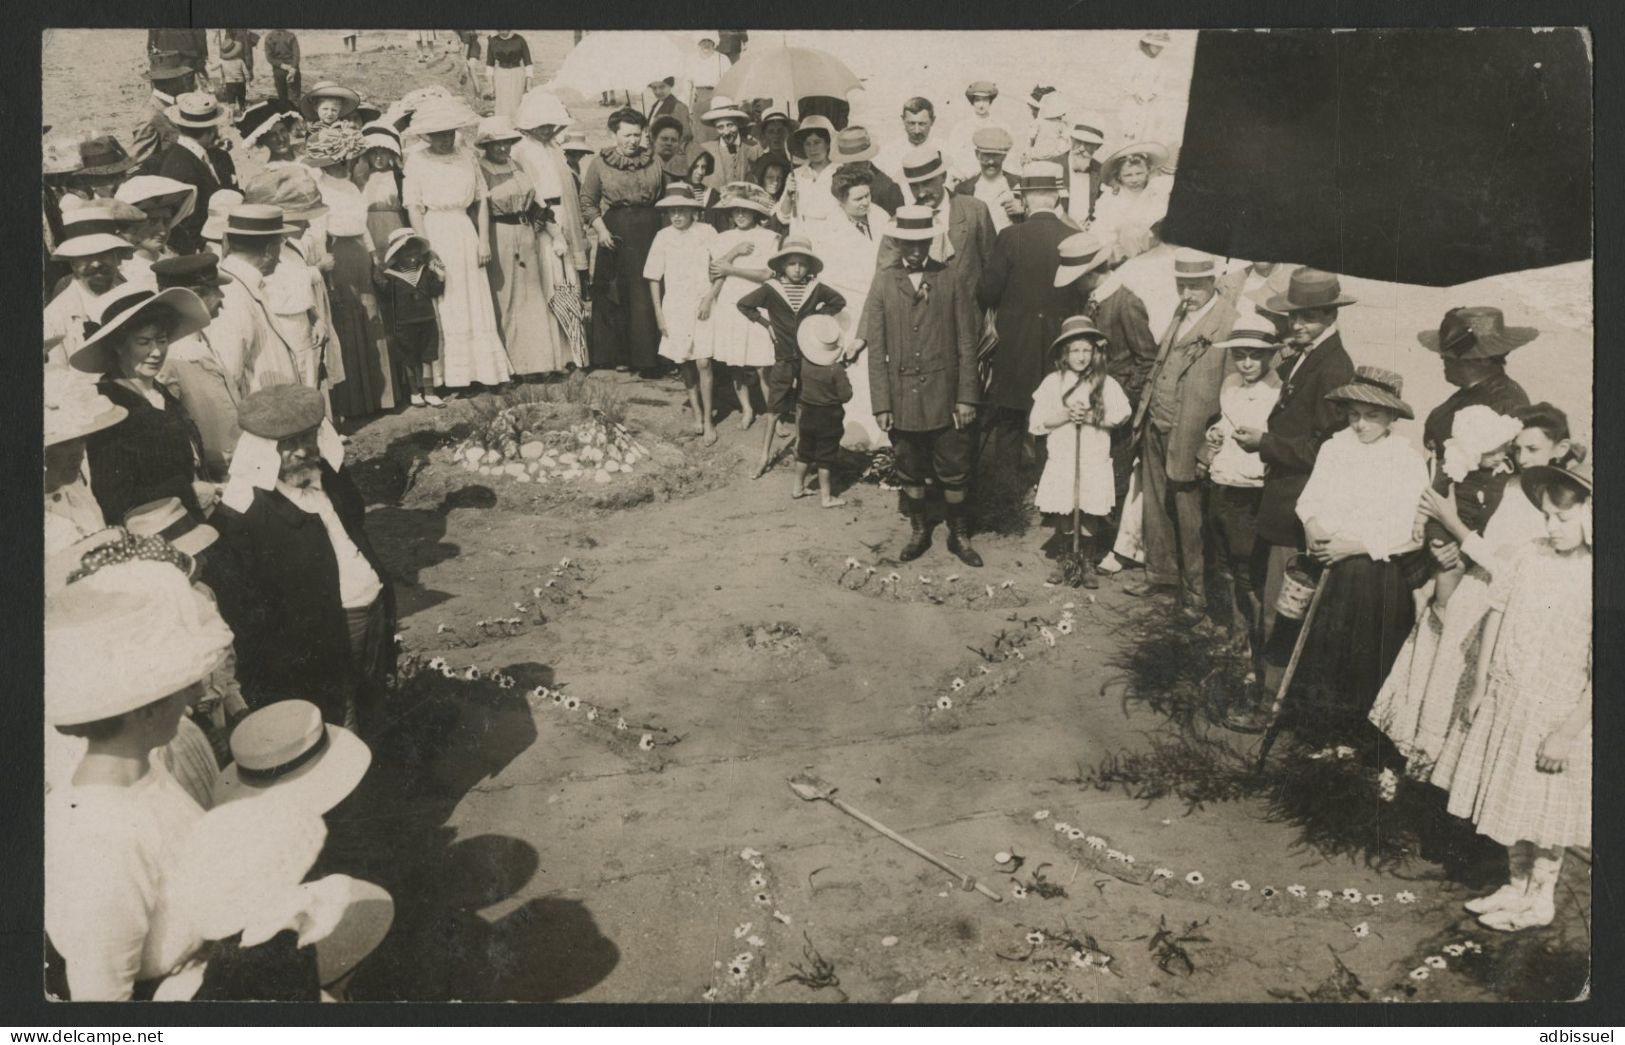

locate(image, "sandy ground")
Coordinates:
41 30 1593 1004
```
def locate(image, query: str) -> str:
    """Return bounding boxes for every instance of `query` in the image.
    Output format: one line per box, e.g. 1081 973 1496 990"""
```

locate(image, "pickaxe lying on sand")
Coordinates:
788 773 1003 902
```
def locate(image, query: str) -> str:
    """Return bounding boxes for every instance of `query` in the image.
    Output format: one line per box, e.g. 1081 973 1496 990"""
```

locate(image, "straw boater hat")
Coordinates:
475 115 523 147
832 126 880 164
1214 318 1284 353
1325 365 1413 419
45 560 234 727
1049 313 1110 357
514 89 572 132
123 496 219 557
1068 115 1108 146
1052 231 1112 286
790 115 836 157
299 81 362 122
713 181 775 216
758 104 795 132
1520 457 1592 505
237 99 302 149
899 145 948 184
225 203 301 240
70 283 211 374
43 367 126 447
75 135 140 177
700 96 750 126
886 204 949 242
216 699 373 813
560 128 594 154
168 92 229 130
1100 140 1170 182
1264 267 1357 312
302 123 366 168
244 168 329 224
1417 306 1539 360
972 126 1014 156
655 183 704 210
796 314 844 367
1018 160 1064 193
965 80 999 102
115 175 199 231
1172 248 1218 280
50 202 140 259
768 233 825 274
383 227 430 267
200 190 244 242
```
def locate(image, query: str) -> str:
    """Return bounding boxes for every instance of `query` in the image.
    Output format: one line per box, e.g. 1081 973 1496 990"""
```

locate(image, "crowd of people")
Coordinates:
40 28 1590 1001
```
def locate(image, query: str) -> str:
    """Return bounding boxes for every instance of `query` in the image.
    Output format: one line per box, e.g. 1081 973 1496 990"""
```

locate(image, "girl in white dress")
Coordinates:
1092 143 1173 264
403 101 513 393
1029 316 1131 585
644 184 720 443
702 184 780 429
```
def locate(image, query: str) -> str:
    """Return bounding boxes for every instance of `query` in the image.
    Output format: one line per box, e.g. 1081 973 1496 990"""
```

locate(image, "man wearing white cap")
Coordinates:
43 202 140 367
975 161 1077 498
1124 248 1238 616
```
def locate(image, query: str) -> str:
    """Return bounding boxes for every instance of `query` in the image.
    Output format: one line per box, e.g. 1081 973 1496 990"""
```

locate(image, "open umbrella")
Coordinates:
1164 27 1590 286
548 31 689 100
715 45 862 111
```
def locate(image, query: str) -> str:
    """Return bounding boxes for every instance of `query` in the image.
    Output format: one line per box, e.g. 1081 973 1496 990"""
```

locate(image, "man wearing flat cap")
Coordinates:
975 162 1077 501
155 253 244 479
219 384 396 731
953 126 1024 233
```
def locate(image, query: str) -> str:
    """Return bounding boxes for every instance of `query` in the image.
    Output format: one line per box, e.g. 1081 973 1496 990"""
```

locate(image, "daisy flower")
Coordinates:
464 666 481 681
1066 827 1085 841
1259 886 1278 900
728 962 748 980
1013 649 1025 660
1395 891 1417 905
1230 879 1252 892
1464 942 1482 954
950 677 966 691
564 697 581 711
752 892 771 906
749 874 767 889
1040 628 1056 647
1341 888 1363 904
531 686 549 702
1085 836 1107 850
733 922 752 939
1071 951 1094 969
1287 884 1308 898
441 666 458 679
936 696 954 710
1442 944 1466 958
1317 889 1334 901
886 572 901 584
1424 956 1446 970
702 986 719 1001
739 848 762 861
1152 867 1175 880
639 734 655 751
1011 882 1028 899
747 935 765 948
918 575 933 584
845 557 861 570
749 858 766 871
1408 967 1429 982
977 664 992 675
1122 854 1136 864
772 910 792 925
1185 871 1205 886
1057 620 1075 636
1352 922 1370 938
1025 931 1045 946
1367 893 1385 907
1032 810 1051 821
500 676 516 690
586 708 598 722
1052 821 1070 833
428 657 448 671
1105 848 1125 862
616 717 628 731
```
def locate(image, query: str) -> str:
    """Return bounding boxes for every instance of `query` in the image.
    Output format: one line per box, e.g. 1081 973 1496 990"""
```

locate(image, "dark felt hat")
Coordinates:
1417 306 1539 359
1264 267 1357 312
154 253 235 291
238 384 327 440
76 135 140 176
1520 458 1592 504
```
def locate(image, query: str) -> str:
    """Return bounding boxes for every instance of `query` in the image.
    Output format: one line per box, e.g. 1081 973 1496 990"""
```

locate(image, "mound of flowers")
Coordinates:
451 401 650 485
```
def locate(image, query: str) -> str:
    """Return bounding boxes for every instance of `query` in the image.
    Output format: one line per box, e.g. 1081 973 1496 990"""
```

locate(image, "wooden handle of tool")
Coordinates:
831 797 1002 902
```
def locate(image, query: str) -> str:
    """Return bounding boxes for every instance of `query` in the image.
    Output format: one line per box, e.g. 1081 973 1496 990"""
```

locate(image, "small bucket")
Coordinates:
1275 555 1319 620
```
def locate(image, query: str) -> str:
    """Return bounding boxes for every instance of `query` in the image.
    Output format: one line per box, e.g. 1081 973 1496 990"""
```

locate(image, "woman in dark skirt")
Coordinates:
1280 367 1431 746
579 107 666 374
69 285 216 523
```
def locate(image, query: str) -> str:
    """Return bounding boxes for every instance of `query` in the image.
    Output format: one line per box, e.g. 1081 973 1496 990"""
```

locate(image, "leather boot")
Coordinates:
898 497 934 562
945 502 983 568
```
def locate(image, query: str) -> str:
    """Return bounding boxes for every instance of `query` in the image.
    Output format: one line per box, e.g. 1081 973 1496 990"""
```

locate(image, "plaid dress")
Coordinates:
1442 539 1591 848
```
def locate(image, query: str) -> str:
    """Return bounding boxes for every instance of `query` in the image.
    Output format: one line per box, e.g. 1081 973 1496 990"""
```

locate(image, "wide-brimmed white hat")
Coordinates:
45 560 234 726
169 800 329 942
515 88 572 132
216 700 372 814
122 496 218 557
407 98 482 137
475 115 523 147
796 314 844 367
700 95 750 125
70 284 212 375
44 366 127 446
382 227 431 267
115 175 199 231
50 201 142 259
1052 231 1112 286
1101 140 1170 182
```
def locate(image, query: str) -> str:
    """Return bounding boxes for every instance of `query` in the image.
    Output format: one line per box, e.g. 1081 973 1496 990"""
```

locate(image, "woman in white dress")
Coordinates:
813 164 892 449
1091 141 1173 265
512 89 593 371
402 100 513 393
775 116 842 239
701 183 780 428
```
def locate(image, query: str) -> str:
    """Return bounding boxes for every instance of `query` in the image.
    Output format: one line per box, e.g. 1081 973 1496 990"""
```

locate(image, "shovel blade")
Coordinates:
788 773 835 801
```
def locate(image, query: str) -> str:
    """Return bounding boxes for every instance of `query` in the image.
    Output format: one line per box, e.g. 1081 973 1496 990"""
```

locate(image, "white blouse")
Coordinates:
1296 427 1429 561
317 170 372 242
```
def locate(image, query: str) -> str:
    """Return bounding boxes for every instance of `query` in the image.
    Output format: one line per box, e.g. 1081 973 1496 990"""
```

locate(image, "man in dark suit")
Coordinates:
974 162 1076 500
1224 268 1357 731
131 52 196 174
154 93 236 253
1124 250 1239 615
865 206 984 567
221 384 396 732
879 145 997 308
953 127 1025 233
